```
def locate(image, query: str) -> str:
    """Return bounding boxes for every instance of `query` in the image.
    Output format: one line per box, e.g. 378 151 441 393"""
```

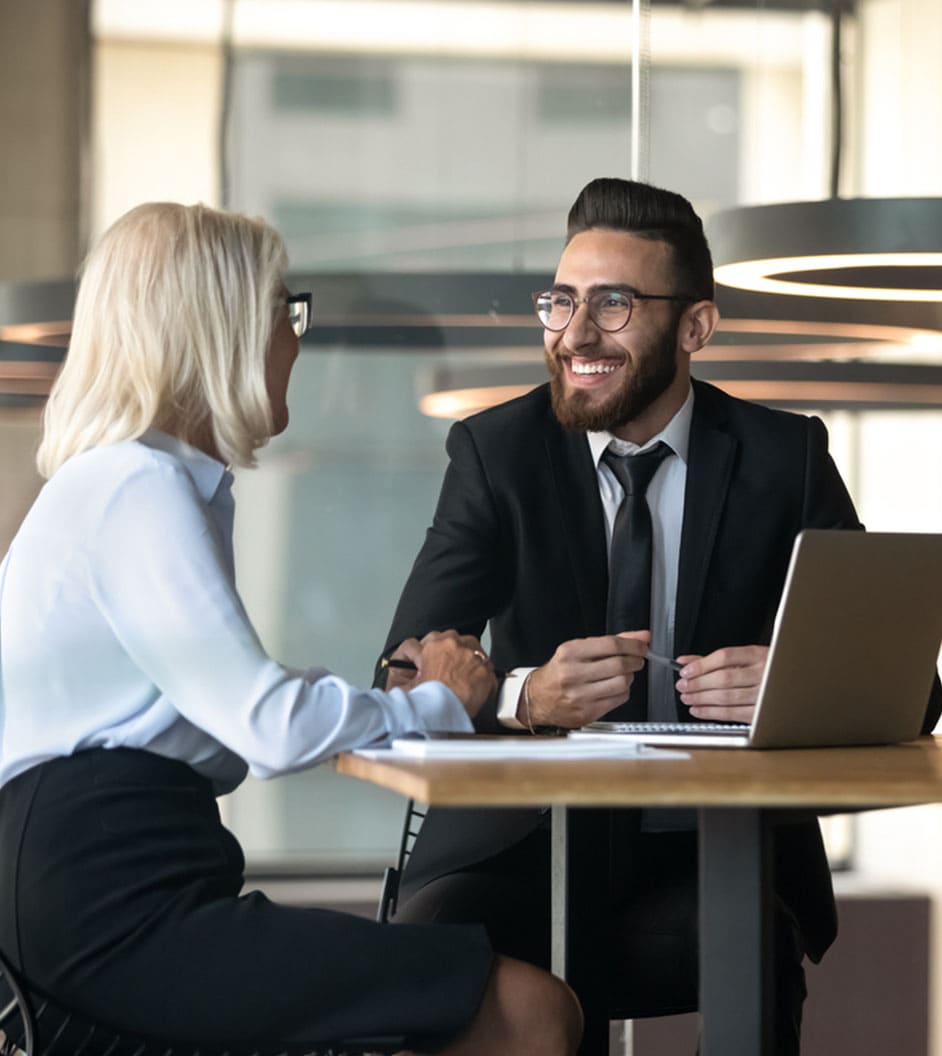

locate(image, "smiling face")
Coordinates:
544 228 696 444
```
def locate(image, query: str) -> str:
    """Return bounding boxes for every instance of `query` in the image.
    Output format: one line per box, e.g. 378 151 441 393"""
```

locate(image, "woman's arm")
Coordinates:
90 457 473 777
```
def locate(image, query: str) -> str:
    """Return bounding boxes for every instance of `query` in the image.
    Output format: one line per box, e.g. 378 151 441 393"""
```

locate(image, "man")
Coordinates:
377 177 940 1052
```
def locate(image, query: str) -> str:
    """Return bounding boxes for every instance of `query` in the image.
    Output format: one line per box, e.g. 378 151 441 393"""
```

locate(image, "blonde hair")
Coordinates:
37 202 288 478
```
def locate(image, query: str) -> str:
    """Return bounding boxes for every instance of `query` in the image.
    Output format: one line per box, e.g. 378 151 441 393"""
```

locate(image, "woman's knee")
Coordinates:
432 954 581 1056
499 955 582 1046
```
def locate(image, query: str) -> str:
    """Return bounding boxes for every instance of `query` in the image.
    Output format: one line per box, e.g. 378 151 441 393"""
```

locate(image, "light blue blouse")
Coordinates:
0 431 471 793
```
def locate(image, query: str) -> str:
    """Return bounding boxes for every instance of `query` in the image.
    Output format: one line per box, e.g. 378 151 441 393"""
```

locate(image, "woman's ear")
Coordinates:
679 300 720 354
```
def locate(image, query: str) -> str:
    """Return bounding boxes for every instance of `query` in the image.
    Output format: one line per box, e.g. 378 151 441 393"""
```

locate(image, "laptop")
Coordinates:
572 530 942 749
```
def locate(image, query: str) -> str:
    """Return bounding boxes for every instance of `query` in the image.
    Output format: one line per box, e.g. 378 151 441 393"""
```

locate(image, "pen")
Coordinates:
381 657 509 679
381 657 422 671
646 650 684 673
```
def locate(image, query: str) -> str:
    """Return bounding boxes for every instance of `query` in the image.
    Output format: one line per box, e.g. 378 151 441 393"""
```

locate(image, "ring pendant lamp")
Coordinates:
707 0 942 304
710 197 942 302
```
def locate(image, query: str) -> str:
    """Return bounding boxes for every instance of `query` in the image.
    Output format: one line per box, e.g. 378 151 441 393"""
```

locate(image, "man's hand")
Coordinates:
388 630 497 720
674 645 769 723
524 632 650 728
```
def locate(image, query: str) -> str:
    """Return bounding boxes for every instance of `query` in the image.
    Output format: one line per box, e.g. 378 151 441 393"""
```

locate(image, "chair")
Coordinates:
377 800 426 924
0 946 403 1056
0 948 33 1056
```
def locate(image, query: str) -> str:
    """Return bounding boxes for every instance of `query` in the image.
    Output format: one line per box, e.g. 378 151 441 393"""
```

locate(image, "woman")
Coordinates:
0 203 581 1056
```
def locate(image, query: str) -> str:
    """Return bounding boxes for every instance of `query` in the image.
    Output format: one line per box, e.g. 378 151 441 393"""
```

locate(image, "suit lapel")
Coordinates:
543 411 609 637
674 383 737 653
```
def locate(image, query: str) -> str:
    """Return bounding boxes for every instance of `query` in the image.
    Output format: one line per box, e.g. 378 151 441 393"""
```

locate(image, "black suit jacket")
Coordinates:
380 379 941 962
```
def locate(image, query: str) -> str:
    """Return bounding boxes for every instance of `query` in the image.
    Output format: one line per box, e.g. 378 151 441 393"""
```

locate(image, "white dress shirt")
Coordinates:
498 386 694 727
0 431 472 793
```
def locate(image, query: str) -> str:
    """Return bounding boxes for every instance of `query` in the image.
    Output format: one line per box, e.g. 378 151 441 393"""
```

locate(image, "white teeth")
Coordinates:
571 361 618 375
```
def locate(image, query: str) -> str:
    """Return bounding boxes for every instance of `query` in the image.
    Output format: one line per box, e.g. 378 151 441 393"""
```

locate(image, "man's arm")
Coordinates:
377 421 514 729
674 415 863 724
380 422 506 644
798 419 941 731
378 415 649 732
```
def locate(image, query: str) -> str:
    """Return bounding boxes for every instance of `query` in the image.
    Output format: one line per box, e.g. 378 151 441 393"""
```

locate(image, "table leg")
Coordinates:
551 805 611 1056
698 807 774 1056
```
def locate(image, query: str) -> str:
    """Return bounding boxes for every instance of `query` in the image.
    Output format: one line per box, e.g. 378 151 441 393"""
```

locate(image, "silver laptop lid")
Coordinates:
749 530 942 749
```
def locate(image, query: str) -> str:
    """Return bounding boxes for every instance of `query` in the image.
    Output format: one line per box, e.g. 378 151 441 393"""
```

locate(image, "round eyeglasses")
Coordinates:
286 292 313 337
531 288 693 333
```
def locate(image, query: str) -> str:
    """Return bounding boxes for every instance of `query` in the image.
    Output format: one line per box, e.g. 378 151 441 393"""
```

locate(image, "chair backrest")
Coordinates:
0 947 35 1056
376 799 426 924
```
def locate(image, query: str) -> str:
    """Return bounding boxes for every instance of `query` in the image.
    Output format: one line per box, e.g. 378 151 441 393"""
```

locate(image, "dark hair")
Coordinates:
566 177 714 301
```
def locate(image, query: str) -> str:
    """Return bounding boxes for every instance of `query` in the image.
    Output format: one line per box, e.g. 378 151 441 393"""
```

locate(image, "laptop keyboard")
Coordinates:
583 721 751 735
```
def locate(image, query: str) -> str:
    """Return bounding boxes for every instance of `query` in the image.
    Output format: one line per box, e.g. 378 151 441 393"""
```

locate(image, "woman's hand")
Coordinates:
412 630 497 719
382 638 424 691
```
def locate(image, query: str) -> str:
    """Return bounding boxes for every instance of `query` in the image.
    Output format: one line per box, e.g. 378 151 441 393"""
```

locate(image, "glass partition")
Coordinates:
230 48 741 273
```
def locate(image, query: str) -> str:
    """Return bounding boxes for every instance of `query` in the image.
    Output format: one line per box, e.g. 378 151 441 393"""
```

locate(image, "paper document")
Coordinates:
353 734 688 761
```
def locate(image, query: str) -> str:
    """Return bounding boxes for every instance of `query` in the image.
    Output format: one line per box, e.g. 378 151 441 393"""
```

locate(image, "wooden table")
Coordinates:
338 737 942 1055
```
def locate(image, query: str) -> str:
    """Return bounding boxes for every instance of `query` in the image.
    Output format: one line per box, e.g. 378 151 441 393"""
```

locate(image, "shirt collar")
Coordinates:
587 384 695 469
139 429 233 503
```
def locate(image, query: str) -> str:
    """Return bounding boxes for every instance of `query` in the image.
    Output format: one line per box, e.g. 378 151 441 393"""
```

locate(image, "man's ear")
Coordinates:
678 300 720 354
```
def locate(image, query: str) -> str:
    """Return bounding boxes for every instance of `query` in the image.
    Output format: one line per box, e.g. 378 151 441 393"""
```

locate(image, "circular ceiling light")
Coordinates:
708 198 942 302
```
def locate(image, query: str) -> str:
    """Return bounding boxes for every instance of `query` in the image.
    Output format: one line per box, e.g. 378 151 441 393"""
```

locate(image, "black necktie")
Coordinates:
603 441 673 720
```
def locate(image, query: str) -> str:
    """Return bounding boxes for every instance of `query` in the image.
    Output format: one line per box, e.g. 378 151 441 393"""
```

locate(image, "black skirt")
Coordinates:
0 748 493 1053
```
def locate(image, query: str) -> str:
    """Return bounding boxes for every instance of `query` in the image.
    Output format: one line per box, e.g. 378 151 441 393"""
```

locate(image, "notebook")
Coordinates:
571 530 942 749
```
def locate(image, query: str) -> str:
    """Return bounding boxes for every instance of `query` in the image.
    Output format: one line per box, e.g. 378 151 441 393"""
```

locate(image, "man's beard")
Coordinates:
547 323 680 433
